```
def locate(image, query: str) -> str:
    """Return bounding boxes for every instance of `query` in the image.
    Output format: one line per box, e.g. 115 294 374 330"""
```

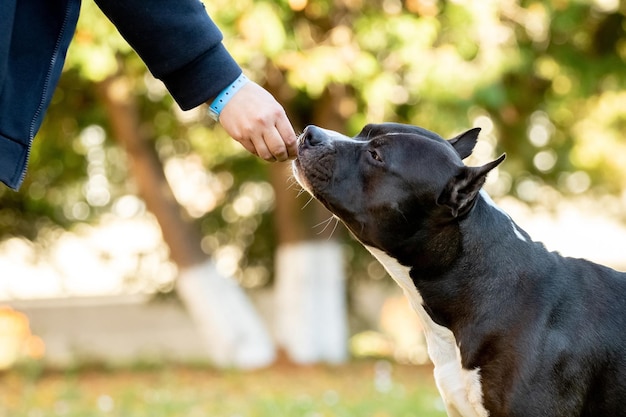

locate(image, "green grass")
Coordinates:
0 361 446 417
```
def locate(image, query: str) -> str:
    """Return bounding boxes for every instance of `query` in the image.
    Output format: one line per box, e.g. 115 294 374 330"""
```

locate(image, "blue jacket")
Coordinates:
0 0 241 190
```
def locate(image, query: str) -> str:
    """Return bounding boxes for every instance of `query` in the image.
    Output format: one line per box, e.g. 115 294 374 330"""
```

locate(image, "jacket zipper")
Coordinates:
19 0 81 188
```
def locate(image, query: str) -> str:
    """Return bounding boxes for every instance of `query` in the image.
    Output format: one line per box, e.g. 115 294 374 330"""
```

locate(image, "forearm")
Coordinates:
94 0 241 109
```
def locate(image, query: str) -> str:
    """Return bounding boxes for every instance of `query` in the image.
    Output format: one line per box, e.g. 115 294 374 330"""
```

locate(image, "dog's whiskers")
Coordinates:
313 216 334 232
286 173 301 190
313 215 341 239
328 216 340 239
301 195 315 209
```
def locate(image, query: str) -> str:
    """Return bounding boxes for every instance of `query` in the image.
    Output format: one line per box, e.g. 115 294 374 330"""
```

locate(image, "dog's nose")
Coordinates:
302 125 327 147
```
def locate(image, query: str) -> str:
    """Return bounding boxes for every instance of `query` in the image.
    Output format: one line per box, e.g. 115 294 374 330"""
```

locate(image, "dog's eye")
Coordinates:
368 149 383 163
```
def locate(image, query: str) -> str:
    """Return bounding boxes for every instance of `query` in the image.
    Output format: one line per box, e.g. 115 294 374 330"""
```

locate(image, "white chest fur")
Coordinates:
365 245 489 417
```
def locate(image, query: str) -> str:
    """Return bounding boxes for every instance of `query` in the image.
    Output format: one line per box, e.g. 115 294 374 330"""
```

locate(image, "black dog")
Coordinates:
292 123 626 417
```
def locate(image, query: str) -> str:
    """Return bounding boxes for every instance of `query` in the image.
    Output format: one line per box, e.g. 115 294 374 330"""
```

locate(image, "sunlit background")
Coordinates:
1 0 626 414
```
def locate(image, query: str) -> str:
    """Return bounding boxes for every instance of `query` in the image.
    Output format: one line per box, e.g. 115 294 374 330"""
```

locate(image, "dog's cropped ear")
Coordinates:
437 153 506 218
448 128 481 160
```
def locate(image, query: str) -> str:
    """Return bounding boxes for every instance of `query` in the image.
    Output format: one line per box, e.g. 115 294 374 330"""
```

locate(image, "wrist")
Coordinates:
207 73 250 122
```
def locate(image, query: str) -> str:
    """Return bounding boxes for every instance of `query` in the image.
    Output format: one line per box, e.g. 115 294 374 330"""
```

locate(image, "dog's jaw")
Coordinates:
291 158 310 195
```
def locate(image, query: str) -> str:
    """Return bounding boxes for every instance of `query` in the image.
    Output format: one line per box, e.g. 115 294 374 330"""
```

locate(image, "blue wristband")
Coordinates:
207 73 250 122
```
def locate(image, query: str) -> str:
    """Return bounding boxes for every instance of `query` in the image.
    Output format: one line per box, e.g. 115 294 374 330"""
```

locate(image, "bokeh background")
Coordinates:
1 0 626 415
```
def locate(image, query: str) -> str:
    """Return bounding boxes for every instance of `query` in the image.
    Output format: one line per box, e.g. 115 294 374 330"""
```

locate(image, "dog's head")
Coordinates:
292 123 504 264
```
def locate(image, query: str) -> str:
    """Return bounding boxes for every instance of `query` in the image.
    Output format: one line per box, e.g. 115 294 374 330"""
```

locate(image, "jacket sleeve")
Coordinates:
94 0 242 110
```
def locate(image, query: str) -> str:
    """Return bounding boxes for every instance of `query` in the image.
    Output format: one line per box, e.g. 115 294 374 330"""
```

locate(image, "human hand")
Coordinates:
217 81 297 162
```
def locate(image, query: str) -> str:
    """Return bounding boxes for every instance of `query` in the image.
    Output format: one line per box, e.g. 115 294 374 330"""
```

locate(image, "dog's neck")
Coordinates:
367 192 539 416
408 192 545 363
387 190 527 279
391 216 462 277
365 243 490 417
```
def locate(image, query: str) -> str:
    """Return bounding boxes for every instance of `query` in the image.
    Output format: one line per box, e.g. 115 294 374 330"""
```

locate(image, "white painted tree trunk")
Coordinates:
274 240 348 364
176 260 276 369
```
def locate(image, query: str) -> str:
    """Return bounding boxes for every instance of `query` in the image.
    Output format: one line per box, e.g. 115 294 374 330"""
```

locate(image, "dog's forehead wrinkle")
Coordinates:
382 132 435 140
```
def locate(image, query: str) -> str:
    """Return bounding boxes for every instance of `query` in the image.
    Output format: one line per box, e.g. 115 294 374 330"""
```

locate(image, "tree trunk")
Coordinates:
268 81 350 364
96 74 275 369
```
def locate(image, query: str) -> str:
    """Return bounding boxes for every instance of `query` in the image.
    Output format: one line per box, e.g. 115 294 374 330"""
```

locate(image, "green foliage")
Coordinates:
216 0 626 200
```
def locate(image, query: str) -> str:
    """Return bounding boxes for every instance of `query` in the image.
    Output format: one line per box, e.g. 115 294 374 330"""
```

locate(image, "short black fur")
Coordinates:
294 123 626 417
